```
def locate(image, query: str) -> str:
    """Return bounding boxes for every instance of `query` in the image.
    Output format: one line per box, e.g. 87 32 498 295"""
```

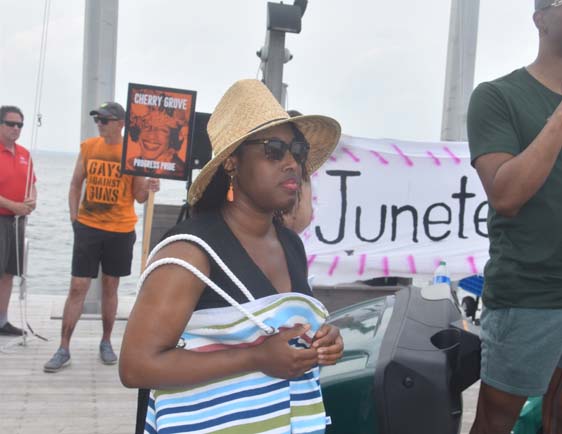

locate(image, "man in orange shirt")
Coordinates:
44 102 159 373
0 105 37 336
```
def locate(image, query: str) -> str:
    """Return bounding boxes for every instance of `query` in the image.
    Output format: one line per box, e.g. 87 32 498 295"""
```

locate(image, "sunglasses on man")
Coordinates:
93 116 118 125
244 138 310 165
1 120 24 129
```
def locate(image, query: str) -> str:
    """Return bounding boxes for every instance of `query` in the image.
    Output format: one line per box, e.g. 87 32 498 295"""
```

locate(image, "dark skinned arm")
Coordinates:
119 241 320 390
474 101 562 217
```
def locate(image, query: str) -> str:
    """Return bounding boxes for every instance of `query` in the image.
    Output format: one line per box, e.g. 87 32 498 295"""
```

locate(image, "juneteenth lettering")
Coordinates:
315 170 489 245
86 160 121 204
133 93 188 110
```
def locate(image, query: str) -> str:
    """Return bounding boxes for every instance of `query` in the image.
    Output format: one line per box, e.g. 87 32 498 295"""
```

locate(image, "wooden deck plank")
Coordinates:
1 293 136 434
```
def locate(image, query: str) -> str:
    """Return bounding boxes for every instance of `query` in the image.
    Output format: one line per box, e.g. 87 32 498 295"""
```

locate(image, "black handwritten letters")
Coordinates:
315 170 488 245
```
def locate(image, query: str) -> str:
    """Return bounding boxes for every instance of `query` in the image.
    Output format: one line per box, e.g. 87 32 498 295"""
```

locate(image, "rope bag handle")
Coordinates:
138 234 276 335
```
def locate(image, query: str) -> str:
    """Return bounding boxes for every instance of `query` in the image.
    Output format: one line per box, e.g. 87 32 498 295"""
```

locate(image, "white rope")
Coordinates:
15 217 27 345
141 234 278 334
147 234 256 302
28 0 51 151
139 258 275 335
8 0 52 350
0 332 43 354
25 0 51 197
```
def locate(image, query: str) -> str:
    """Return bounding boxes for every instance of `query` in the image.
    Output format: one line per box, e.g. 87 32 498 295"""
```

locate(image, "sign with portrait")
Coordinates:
121 83 197 180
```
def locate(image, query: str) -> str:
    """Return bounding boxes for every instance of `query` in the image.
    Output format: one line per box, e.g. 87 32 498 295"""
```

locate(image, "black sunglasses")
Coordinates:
93 116 117 125
244 138 310 164
1 120 24 129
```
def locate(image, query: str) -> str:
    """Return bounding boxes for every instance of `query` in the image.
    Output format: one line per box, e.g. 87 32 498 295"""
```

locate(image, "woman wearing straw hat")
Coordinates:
120 79 343 434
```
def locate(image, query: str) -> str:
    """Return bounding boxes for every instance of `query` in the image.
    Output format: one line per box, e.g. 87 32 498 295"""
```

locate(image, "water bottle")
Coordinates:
433 261 451 285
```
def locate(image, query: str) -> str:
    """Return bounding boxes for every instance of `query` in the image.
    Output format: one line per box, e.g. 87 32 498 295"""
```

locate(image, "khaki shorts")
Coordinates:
480 306 562 397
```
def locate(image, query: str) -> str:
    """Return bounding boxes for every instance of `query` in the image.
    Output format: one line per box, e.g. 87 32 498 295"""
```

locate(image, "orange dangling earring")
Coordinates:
226 175 234 202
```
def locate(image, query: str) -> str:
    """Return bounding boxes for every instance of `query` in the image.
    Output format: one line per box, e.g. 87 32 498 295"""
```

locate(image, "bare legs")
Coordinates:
471 371 562 434
543 368 562 434
101 274 119 343
60 273 120 350
469 383 526 434
0 273 14 322
60 276 90 349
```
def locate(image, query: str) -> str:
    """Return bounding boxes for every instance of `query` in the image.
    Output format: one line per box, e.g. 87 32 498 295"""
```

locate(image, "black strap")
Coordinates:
135 388 150 434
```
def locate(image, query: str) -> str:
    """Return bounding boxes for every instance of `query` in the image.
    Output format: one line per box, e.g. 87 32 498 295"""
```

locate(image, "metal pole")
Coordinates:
80 0 119 314
80 0 119 141
259 2 303 106
262 30 287 106
440 0 480 142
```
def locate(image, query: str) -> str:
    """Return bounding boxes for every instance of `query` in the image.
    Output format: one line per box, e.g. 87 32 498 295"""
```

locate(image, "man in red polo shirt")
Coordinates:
0 105 37 336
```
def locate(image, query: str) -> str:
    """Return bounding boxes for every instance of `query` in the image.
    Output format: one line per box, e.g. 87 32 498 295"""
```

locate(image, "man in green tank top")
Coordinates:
467 1 562 433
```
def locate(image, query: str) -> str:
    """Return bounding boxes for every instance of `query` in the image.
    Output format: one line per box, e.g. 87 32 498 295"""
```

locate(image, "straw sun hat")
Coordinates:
187 79 341 205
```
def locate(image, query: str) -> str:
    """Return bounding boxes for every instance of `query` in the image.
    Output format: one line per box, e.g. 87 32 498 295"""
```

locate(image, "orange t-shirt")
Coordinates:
76 137 138 232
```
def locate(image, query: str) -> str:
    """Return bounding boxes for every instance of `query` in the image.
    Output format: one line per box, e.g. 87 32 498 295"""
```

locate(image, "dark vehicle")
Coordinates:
320 284 481 434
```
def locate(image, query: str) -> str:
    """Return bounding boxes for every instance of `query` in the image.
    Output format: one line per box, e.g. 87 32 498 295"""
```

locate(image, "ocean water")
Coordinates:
23 150 189 296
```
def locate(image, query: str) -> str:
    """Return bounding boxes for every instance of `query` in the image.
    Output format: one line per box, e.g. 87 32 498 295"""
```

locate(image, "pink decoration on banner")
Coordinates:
358 254 367 276
302 231 311 241
328 256 340 276
342 147 360 162
312 196 318 202
407 255 417 273
427 151 441 166
467 256 478 274
329 156 337 162
370 150 389 165
434 258 443 269
307 255 316 268
382 257 390 276
443 146 461 164
312 172 319 178
392 144 414 166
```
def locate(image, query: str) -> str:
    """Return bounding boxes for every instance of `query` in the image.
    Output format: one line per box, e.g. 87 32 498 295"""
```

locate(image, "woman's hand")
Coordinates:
253 324 319 379
312 324 344 366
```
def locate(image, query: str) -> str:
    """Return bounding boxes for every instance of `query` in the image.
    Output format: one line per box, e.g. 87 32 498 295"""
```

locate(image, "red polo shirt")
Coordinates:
0 141 36 216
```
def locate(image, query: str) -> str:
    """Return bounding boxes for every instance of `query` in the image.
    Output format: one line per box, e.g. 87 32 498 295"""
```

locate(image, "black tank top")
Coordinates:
163 211 312 310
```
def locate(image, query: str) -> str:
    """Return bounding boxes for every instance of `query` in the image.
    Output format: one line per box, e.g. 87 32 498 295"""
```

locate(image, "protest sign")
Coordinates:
121 83 197 180
303 134 490 285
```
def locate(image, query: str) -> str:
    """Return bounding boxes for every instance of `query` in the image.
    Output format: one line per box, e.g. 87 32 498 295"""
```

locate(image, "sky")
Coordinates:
0 1 539 153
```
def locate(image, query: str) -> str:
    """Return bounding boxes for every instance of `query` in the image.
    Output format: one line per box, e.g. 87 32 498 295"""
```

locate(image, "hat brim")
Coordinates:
188 114 341 205
89 109 122 120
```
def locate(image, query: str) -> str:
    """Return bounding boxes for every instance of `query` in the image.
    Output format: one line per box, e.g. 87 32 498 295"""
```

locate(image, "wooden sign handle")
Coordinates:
141 190 155 271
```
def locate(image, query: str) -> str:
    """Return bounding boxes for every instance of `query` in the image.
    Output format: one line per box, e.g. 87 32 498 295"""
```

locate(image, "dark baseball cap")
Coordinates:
89 102 125 120
535 0 558 10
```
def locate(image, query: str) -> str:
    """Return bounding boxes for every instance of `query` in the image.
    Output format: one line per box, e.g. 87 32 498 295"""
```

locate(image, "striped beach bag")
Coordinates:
139 234 330 434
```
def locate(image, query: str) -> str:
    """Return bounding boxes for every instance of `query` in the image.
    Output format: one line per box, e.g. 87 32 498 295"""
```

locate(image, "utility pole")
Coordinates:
441 0 480 141
257 1 307 105
80 0 119 314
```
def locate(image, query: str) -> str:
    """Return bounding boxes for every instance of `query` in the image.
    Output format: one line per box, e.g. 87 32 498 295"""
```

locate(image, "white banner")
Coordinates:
302 134 490 285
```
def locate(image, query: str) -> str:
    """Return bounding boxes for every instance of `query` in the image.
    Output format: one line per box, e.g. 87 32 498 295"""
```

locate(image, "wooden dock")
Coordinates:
0 292 479 434
1 294 137 434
